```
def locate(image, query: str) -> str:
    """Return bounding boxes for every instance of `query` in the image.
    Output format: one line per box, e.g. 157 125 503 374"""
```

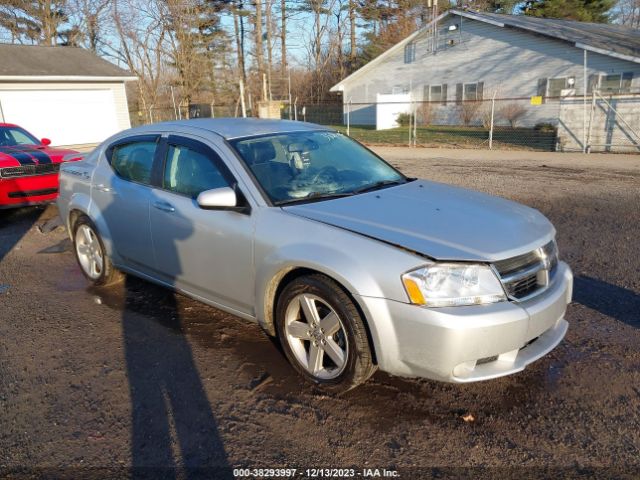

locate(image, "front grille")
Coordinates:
493 240 559 301
0 163 60 178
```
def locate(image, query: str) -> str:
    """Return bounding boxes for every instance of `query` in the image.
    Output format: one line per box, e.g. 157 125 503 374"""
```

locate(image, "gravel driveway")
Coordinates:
0 148 638 479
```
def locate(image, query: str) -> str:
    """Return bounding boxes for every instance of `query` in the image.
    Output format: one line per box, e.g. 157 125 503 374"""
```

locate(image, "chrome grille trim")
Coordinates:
0 164 60 178
493 240 559 302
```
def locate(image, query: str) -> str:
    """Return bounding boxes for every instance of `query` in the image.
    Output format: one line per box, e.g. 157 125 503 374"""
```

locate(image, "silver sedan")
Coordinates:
57 119 572 393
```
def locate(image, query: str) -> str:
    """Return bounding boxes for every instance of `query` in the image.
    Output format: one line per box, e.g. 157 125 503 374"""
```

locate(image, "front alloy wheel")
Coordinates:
276 274 376 393
285 293 349 380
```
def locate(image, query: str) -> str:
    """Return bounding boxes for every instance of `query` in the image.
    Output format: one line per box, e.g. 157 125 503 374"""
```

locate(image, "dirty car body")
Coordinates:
57 119 572 389
0 123 80 209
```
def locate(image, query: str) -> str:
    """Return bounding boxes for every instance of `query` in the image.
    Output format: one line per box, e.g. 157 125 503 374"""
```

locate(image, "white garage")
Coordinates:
0 44 136 148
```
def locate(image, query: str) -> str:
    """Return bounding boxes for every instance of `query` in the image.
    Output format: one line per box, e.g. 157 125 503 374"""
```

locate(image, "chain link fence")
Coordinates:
130 93 640 153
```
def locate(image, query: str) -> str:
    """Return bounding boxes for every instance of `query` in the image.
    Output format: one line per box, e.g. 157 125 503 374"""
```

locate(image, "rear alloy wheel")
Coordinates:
276 274 376 393
73 216 123 286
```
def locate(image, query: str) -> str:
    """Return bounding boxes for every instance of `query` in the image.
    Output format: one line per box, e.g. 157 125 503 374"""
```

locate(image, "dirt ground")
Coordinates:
0 148 639 479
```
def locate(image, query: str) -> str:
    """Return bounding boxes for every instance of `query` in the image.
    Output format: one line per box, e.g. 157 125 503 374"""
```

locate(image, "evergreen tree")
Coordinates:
521 0 615 22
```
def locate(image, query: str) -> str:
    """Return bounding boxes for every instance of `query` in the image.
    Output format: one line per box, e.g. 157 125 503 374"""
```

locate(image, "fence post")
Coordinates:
346 98 351 136
489 93 496 150
586 90 596 153
239 79 247 118
413 101 417 147
408 100 413 147
170 86 178 120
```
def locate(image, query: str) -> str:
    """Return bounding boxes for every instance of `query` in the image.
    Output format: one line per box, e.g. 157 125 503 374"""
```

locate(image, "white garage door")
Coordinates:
0 89 120 146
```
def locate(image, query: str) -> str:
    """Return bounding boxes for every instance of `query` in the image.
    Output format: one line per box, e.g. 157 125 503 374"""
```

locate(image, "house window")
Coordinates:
456 82 484 103
464 83 477 101
430 85 442 102
548 77 567 97
599 73 634 93
424 84 447 105
404 42 416 64
392 85 409 95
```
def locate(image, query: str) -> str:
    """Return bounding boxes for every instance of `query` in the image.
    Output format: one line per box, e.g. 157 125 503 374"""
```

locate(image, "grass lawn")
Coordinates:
329 125 557 151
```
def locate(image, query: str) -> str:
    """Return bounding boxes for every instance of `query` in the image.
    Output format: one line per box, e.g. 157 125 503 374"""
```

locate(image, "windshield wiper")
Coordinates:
352 179 407 195
276 191 353 206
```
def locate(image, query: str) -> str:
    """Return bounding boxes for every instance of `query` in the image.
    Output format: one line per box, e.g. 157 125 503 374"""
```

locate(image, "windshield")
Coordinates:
0 127 40 147
229 131 406 204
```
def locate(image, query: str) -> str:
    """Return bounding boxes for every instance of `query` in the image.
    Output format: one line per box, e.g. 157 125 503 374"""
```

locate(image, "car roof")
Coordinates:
131 118 331 140
0 123 20 128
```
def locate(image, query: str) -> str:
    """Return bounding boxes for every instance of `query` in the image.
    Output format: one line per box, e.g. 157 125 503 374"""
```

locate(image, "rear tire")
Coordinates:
72 215 123 286
275 274 376 394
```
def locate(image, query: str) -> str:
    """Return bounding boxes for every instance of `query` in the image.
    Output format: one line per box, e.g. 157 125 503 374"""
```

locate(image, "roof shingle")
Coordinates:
0 44 135 78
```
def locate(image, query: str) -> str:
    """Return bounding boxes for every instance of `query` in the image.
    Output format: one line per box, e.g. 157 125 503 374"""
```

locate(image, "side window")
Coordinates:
110 141 156 185
163 144 230 198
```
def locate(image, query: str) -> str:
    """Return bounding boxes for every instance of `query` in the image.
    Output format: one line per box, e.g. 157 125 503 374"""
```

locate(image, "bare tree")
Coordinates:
499 102 527 128
67 0 111 52
254 0 265 99
280 0 287 95
0 0 70 45
617 0 640 27
265 0 274 99
457 102 481 126
112 0 167 121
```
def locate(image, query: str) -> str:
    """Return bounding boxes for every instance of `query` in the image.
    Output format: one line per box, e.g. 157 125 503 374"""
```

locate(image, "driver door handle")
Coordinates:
153 201 175 213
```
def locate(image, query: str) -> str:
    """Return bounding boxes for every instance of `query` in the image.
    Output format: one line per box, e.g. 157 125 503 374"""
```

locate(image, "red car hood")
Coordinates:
0 145 80 168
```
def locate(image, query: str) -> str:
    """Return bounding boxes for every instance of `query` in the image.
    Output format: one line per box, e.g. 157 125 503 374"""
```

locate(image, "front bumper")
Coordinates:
357 261 573 382
0 175 59 208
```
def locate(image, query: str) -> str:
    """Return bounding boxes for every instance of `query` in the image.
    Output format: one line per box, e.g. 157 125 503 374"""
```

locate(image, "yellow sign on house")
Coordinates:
530 96 543 105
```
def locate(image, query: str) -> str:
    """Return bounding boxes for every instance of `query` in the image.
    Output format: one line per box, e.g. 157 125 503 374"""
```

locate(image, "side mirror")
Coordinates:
197 187 237 209
41 138 52 146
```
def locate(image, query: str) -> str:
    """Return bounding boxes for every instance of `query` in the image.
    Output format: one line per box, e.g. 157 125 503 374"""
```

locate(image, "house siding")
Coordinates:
340 15 640 127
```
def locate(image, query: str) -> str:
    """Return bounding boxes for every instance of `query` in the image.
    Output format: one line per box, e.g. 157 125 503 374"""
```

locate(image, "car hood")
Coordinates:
0 145 79 168
282 180 555 262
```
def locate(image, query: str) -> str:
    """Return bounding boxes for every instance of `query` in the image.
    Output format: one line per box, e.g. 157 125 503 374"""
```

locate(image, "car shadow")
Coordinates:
573 275 640 328
0 206 44 264
121 277 231 479
98 188 232 478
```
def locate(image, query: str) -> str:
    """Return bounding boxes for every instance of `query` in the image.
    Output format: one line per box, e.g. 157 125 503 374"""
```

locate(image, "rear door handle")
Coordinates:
153 201 175 213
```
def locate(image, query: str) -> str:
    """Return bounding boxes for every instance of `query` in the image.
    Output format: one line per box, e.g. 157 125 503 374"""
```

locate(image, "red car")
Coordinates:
0 123 81 209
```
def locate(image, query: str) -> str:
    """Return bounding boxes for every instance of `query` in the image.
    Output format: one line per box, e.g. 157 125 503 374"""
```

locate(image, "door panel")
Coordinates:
149 136 254 314
91 137 158 273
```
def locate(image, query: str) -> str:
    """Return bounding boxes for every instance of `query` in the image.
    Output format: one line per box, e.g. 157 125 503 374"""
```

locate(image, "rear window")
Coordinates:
110 141 156 185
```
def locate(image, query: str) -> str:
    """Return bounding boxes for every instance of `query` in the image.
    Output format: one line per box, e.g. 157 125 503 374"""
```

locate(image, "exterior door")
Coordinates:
149 135 254 315
91 135 159 274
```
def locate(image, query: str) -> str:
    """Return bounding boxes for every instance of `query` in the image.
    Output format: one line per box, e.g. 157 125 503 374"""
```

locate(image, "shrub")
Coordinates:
396 112 411 127
456 102 481 126
534 122 557 133
498 103 527 128
416 103 434 126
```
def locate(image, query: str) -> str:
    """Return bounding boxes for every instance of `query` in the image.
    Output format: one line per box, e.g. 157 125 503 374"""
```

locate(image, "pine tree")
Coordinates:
522 0 615 22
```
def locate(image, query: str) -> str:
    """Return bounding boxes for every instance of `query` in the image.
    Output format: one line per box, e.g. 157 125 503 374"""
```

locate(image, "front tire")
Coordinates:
73 216 123 286
275 274 376 393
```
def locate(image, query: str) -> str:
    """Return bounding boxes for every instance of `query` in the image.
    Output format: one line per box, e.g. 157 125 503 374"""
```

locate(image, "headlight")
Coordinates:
402 264 507 307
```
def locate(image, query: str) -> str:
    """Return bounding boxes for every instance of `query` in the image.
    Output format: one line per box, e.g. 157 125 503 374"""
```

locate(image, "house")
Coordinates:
0 44 136 148
330 10 640 151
